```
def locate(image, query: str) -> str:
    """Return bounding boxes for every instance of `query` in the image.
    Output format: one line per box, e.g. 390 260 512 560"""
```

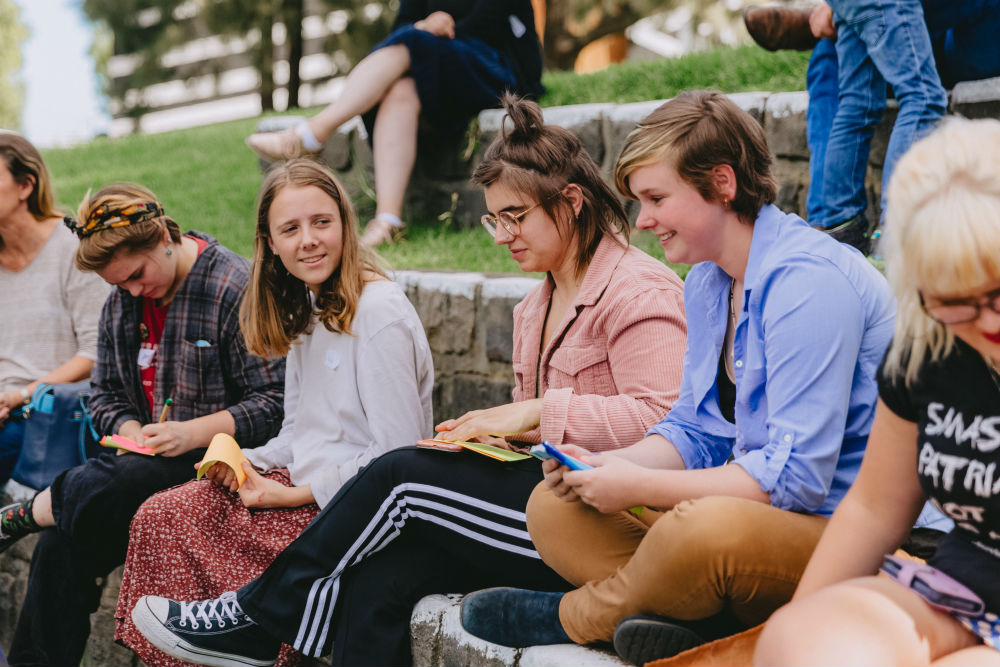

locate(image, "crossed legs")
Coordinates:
247 44 420 243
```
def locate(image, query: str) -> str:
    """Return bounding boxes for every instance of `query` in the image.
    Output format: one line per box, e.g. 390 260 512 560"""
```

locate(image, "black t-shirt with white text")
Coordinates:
878 339 1000 611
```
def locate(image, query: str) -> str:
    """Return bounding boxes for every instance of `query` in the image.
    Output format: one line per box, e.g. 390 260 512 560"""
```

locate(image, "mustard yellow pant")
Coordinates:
526 484 829 644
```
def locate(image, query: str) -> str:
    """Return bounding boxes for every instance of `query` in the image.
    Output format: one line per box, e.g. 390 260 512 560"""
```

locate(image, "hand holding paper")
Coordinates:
100 434 156 456
195 434 251 489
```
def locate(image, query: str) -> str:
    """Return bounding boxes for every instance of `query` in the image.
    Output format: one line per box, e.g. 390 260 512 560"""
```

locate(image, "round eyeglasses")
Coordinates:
920 287 1000 324
481 201 544 239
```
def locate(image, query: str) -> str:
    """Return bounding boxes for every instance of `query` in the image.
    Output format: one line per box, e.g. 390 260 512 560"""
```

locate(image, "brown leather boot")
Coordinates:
743 6 819 51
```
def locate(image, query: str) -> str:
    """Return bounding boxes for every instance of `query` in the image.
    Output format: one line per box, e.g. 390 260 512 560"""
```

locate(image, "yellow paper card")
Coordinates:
195 433 250 488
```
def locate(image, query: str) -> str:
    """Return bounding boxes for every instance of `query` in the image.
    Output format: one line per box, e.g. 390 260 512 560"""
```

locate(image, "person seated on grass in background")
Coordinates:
115 159 434 667
458 90 897 667
0 183 286 667
246 0 543 248
0 132 108 489
128 92 688 667
744 1 1000 254
755 118 1000 667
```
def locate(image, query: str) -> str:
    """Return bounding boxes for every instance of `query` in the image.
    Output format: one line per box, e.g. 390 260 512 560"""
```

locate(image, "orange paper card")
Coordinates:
195 433 251 488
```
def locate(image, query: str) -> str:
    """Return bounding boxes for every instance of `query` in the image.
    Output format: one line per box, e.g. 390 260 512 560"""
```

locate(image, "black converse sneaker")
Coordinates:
0 499 39 555
131 591 281 667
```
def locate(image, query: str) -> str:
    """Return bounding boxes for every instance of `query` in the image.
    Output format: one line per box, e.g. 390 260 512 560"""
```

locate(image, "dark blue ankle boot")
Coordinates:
460 587 572 647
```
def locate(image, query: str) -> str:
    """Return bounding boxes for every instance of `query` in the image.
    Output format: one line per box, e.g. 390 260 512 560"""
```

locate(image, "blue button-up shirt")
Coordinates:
648 205 895 516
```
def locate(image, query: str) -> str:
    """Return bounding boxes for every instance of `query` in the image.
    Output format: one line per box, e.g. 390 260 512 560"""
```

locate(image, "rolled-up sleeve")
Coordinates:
732 258 865 512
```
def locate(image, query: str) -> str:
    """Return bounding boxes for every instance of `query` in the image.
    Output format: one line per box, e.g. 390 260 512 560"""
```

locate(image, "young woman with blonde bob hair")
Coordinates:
116 159 434 667
755 118 1000 665
130 94 688 667
459 90 896 665
1 181 286 666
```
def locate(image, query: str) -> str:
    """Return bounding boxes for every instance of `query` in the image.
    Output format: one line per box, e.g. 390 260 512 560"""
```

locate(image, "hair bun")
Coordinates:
500 93 544 145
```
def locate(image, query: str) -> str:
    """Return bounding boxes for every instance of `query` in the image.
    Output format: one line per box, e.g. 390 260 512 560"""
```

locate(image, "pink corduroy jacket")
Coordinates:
512 235 687 451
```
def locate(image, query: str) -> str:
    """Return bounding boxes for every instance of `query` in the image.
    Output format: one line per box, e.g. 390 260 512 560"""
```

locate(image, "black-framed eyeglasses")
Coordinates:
919 286 1000 324
481 191 564 239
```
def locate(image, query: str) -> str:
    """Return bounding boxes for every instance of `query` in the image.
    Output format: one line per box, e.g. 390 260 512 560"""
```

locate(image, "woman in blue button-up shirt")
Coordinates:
459 90 896 661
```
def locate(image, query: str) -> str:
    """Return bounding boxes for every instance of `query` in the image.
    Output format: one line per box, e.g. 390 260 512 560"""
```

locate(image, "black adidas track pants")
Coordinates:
237 446 570 665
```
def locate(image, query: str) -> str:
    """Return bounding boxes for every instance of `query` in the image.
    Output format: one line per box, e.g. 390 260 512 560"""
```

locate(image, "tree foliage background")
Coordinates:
81 0 396 123
0 0 28 130
81 0 751 127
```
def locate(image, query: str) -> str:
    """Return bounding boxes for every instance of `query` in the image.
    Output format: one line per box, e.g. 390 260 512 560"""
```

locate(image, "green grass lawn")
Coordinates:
41 45 805 276
540 45 809 107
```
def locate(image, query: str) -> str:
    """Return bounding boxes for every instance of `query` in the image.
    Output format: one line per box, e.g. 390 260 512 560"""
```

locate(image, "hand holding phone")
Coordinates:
529 441 593 471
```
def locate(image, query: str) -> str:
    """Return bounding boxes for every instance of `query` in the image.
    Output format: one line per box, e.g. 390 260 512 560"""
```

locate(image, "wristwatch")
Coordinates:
20 387 31 405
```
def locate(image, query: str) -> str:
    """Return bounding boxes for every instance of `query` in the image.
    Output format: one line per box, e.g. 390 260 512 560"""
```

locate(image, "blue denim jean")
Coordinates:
810 0 1000 229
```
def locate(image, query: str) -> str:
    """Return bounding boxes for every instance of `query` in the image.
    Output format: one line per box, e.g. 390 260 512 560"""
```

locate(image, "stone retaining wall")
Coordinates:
6 78 1000 665
0 269 540 665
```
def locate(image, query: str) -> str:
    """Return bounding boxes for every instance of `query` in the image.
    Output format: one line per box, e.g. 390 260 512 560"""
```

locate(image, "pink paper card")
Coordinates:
100 434 156 456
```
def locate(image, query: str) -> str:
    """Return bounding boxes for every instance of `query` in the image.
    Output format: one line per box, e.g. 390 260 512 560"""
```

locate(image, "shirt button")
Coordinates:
740 448 747 454
735 360 743 368
783 434 792 443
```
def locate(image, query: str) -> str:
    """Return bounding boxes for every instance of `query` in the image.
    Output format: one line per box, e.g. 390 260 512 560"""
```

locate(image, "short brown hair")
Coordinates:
74 182 182 271
473 93 629 277
615 90 777 223
0 131 62 220
240 159 388 358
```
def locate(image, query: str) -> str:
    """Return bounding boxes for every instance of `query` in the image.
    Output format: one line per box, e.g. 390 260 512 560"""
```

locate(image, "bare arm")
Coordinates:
0 355 94 412
793 400 926 599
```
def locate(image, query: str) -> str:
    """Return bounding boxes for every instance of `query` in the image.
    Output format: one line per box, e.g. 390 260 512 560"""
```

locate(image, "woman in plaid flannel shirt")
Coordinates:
0 181 286 666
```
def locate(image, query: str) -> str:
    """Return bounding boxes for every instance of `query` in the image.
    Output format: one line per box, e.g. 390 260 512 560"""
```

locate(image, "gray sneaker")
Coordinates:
131 591 281 667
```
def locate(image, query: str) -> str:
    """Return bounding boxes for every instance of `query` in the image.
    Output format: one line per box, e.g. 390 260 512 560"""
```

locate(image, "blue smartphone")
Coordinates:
528 441 593 471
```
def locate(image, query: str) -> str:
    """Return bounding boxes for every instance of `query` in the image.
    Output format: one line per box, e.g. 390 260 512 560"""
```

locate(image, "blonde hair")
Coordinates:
472 93 629 277
240 159 388 358
882 117 1000 385
75 182 182 271
615 91 777 223
0 131 62 221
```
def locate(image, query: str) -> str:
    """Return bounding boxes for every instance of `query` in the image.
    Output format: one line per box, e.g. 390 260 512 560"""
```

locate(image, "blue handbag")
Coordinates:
11 381 99 490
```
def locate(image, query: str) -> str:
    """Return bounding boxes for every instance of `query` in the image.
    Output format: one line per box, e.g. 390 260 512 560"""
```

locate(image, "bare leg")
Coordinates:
755 576 981 666
933 646 1000 666
31 487 54 527
247 44 412 160
309 44 412 142
374 78 420 218
359 76 420 246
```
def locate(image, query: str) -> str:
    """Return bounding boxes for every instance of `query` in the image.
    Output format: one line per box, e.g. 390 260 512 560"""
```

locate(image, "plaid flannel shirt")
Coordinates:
89 231 285 447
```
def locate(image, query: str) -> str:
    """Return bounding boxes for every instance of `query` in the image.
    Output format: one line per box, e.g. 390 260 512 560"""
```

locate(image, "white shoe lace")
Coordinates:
178 591 245 630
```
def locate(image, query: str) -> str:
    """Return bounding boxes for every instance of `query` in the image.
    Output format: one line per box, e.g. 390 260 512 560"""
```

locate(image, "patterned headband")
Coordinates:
64 201 164 238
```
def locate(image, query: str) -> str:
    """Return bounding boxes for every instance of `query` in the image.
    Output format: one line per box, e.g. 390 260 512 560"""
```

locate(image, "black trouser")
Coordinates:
9 451 198 667
238 447 570 666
